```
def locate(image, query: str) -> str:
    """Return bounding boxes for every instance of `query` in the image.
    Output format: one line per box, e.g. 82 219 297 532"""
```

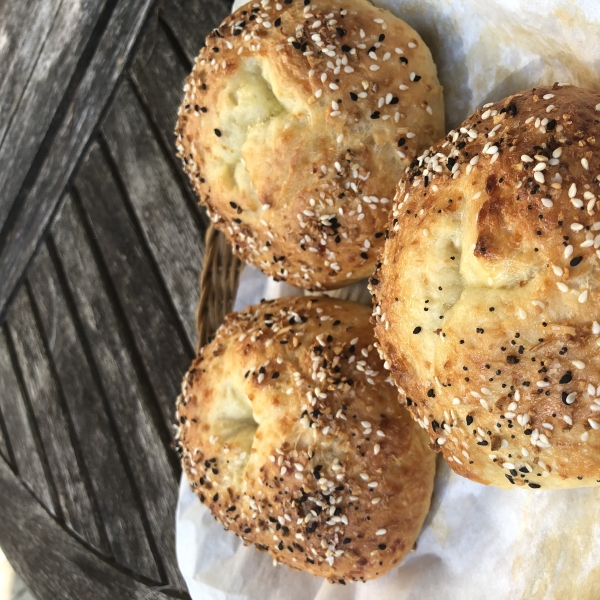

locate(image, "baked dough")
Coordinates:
175 0 444 290
176 296 435 581
372 84 600 489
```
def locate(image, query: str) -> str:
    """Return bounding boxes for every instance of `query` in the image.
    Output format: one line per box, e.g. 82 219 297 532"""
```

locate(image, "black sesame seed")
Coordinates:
399 56 408 64
507 356 519 365
336 27 346 36
413 326 422 334
342 45 352 52
570 256 583 267
427 389 435 398
370 111 380 119
559 371 573 384
528 483 541 489
412 74 421 82
214 129 222 137
274 17 281 26
466 415 473 426
546 119 556 131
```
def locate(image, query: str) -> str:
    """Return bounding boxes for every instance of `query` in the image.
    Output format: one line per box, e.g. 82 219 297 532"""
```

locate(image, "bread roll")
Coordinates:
175 0 444 290
371 84 600 489
176 296 435 582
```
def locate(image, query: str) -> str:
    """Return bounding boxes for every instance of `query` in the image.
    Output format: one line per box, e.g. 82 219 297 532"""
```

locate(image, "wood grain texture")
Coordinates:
161 0 231 66
27 241 161 582
0 383 9 464
0 0 108 232
130 17 208 229
75 141 192 431
6 286 107 553
0 0 61 146
101 81 205 349
0 330 55 512
0 456 185 600
51 192 184 588
0 0 154 321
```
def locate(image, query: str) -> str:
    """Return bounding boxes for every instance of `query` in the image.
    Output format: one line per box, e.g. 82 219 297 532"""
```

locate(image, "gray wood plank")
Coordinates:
0 0 61 146
0 0 154 320
0 330 55 512
101 81 205 348
0 456 186 600
6 286 106 553
0 0 109 232
27 241 161 582
51 192 184 588
161 0 231 66
131 20 190 149
130 17 208 229
75 141 192 430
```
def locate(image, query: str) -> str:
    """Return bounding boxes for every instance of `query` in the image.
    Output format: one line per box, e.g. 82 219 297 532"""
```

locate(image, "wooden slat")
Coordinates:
6 287 106 553
0 0 154 321
51 193 184 587
0 0 61 145
0 0 108 232
27 241 161 582
75 142 192 430
131 20 190 148
0 456 185 600
130 18 207 226
0 330 54 511
101 81 205 348
161 0 231 66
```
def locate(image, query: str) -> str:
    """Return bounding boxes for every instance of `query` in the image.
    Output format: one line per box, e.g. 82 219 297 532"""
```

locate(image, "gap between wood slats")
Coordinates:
96 135 195 360
6 286 107 553
129 70 209 242
0 397 13 466
69 187 181 476
50 193 184 587
129 19 208 236
39 237 165 582
100 81 204 349
0 0 156 326
1 326 61 518
0 455 188 600
160 0 232 67
77 139 193 427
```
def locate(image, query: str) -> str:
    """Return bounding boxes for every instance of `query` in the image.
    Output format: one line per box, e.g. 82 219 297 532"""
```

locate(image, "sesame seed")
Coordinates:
572 360 585 369
589 419 600 430
376 529 387 535
557 282 569 292
578 290 588 303
582 158 590 170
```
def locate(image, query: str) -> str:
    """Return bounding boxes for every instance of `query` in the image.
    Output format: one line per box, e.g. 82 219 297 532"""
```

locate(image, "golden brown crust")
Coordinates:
371 84 600 490
175 0 444 290
176 296 435 582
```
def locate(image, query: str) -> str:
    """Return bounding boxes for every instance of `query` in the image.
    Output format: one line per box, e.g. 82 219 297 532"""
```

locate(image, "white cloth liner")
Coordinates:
176 1 600 597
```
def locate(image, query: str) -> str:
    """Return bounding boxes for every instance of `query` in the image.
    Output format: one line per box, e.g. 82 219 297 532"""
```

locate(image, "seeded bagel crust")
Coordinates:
176 296 435 582
175 0 444 289
371 84 600 490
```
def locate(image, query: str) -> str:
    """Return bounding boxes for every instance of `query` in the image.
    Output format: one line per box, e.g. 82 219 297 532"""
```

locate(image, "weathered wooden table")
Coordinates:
0 1 230 597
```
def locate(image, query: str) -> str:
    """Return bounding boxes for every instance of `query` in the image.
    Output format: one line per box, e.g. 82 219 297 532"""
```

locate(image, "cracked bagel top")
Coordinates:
176 296 435 581
371 84 600 490
175 0 443 289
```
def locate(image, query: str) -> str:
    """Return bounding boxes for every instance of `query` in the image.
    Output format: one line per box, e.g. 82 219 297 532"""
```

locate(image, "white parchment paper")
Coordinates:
176 2 600 598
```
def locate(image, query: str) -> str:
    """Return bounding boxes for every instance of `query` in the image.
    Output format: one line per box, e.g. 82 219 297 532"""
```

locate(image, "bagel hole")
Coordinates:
213 385 259 467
